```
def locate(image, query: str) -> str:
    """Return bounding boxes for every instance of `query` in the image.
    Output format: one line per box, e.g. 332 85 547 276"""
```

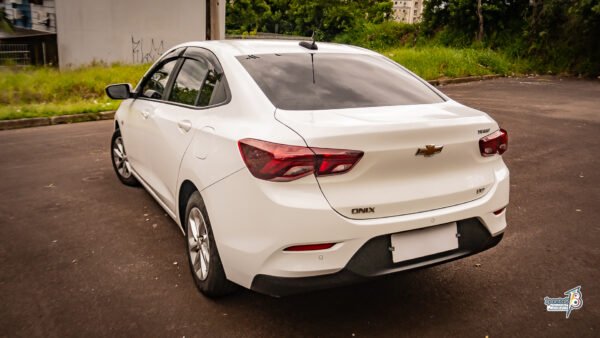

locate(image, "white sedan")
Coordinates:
106 40 509 297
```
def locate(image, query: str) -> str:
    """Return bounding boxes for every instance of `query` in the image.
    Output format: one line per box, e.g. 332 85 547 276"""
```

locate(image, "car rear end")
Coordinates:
206 41 509 296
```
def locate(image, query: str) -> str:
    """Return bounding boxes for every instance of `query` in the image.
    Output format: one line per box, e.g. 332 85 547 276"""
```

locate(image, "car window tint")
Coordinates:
197 70 220 106
141 59 178 100
236 53 444 110
184 47 229 107
209 78 227 106
169 59 209 106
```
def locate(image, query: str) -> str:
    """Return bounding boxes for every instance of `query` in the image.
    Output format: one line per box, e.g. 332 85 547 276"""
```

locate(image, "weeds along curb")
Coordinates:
427 74 503 86
0 111 115 131
0 74 505 131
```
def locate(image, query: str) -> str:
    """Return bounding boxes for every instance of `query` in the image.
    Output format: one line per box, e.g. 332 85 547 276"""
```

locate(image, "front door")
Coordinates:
124 57 179 184
144 49 228 212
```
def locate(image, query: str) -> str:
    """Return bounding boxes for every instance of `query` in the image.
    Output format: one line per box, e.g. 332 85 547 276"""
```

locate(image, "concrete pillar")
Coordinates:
209 0 224 40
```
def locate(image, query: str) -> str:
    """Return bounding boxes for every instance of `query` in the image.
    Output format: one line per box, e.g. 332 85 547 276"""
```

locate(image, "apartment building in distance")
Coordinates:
392 0 424 24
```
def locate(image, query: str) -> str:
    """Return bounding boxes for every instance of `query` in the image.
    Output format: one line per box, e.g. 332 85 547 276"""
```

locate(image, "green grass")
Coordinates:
382 46 531 80
0 47 532 121
334 21 532 80
0 63 148 120
0 100 121 120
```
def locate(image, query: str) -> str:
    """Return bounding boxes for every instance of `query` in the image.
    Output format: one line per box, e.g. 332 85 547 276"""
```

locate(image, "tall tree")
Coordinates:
476 0 483 41
226 0 271 33
226 0 393 40
422 0 600 74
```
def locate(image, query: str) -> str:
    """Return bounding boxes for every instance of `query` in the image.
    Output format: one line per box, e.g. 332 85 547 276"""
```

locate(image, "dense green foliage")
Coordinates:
422 0 528 47
422 0 600 75
335 21 420 50
227 0 599 75
227 0 392 40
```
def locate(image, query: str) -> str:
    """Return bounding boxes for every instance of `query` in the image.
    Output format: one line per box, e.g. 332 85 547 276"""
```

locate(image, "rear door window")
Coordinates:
184 47 229 107
236 53 444 110
168 59 209 106
165 48 230 108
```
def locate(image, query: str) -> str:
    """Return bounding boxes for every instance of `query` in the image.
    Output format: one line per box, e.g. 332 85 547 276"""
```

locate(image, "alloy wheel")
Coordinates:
112 136 132 179
187 207 210 281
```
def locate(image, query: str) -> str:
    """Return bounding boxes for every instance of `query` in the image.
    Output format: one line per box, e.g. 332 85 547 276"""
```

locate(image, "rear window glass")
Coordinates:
236 53 444 110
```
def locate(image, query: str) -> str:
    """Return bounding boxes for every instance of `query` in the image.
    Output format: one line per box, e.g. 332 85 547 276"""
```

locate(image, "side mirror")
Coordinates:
106 83 133 100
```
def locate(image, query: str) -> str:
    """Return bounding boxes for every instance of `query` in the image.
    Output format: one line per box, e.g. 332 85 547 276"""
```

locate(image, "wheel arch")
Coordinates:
178 180 199 229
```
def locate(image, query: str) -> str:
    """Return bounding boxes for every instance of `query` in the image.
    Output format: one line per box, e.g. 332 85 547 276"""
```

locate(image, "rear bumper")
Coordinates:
202 164 509 292
251 218 503 297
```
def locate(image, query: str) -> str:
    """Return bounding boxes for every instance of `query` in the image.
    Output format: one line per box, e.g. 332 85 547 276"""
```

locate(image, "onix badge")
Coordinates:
415 144 444 157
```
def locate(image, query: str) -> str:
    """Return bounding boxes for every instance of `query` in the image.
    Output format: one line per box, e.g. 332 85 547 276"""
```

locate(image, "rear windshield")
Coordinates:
236 53 444 110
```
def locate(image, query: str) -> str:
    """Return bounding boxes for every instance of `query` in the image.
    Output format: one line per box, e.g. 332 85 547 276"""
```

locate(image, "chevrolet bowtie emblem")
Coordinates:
415 144 444 157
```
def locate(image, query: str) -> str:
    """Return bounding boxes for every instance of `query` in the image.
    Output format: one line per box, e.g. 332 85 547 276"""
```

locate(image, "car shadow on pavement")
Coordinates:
214 268 475 333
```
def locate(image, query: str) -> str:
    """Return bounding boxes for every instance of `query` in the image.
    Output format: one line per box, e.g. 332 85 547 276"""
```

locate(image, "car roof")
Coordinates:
176 39 376 57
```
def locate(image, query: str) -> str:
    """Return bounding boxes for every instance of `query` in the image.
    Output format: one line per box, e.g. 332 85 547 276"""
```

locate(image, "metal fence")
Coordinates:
0 44 31 65
226 33 310 41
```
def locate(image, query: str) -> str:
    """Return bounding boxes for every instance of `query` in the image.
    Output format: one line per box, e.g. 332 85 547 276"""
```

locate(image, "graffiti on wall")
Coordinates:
131 36 165 64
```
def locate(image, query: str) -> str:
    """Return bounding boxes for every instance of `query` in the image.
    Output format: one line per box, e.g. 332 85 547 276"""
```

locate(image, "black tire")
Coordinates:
110 129 139 186
185 191 237 297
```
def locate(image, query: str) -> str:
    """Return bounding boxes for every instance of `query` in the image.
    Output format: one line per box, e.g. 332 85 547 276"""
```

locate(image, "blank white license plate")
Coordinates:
391 222 459 263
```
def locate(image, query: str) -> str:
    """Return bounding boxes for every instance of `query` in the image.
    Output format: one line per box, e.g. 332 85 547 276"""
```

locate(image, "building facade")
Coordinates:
1 0 225 68
1 0 56 33
392 0 424 24
1 0 58 65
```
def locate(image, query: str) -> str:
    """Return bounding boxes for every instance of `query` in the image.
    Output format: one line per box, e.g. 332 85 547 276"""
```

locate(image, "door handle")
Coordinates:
140 110 152 119
177 120 192 132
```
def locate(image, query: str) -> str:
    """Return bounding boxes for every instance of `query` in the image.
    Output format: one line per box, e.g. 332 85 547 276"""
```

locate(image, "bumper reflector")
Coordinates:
493 207 506 215
284 243 336 252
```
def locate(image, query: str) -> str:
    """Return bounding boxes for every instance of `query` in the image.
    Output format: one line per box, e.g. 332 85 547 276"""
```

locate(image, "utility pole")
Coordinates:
209 0 222 40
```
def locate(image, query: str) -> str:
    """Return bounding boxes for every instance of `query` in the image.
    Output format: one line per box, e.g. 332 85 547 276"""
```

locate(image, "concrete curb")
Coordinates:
0 111 115 131
428 74 503 86
0 74 504 131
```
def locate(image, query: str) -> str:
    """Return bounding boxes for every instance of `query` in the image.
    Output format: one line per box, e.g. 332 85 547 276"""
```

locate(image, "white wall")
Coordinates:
54 0 208 68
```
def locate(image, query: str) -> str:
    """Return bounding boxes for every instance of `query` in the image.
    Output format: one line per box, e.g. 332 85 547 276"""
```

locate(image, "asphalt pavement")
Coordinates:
1 76 598 337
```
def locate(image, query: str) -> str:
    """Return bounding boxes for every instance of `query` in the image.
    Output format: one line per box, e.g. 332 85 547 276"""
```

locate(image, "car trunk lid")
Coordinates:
275 101 500 219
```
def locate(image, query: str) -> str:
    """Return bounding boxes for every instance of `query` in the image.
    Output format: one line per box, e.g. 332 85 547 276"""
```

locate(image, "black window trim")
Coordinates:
133 47 232 111
133 47 186 97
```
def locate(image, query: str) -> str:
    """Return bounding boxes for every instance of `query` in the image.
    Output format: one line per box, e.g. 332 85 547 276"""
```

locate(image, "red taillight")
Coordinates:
284 243 336 251
238 139 363 182
479 129 508 157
